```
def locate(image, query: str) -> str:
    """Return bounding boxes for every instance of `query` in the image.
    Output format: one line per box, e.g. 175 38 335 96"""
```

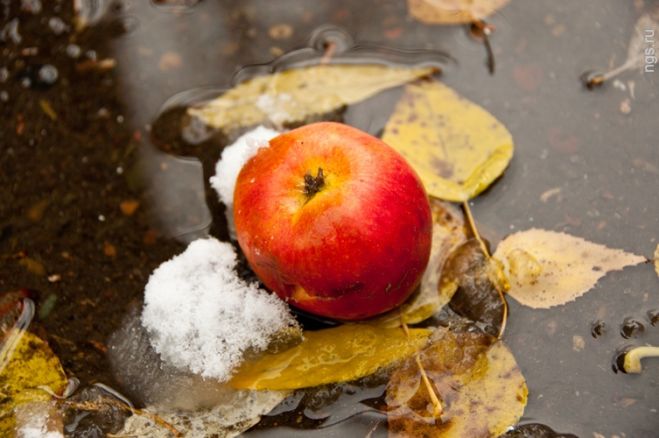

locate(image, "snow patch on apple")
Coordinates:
141 237 299 381
210 126 280 237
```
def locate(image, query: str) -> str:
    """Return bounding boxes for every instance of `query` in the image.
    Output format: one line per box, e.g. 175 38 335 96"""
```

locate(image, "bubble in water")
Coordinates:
66 44 82 58
620 317 644 339
48 16 68 35
38 64 59 86
590 320 606 338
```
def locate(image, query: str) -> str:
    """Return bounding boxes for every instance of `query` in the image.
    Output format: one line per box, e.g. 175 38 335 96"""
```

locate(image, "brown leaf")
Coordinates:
386 325 527 437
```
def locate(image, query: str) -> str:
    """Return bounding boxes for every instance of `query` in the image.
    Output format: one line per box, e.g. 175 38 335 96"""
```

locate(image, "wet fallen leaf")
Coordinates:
407 0 511 24
654 243 658 278
442 240 508 337
500 423 578 438
120 388 287 438
493 229 645 308
375 199 467 327
0 330 68 434
382 80 513 202
188 64 434 131
386 325 527 437
230 324 431 390
119 199 140 216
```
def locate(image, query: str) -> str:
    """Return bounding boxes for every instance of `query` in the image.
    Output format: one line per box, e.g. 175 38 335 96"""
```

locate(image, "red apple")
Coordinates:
233 122 432 320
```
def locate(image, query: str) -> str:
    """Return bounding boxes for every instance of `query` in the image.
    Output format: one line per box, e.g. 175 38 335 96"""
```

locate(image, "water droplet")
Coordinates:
620 317 644 339
37 64 58 86
591 320 606 338
48 16 68 35
66 44 82 58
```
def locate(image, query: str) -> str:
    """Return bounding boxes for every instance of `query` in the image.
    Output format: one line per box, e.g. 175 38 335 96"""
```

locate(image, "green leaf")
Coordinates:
189 64 435 132
230 324 431 390
386 325 527 438
382 80 514 202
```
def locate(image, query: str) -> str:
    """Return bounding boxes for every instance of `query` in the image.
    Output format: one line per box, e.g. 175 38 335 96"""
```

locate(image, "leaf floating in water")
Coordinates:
0 331 68 434
407 0 511 24
382 80 513 202
375 199 468 327
230 324 431 390
188 64 435 132
386 325 527 438
582 13 659 87
442 240 508 337
493 229 645 309
120 389 287 438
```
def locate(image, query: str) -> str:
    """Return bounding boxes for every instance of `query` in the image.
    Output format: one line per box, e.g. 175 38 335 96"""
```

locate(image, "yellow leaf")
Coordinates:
493 229 645 309
654 244 658 278
188 64 434 132
0 330 67 434
387 326 527 438
375 199 467 327
382 80 513 202
230 324 431 390
407 0 511 24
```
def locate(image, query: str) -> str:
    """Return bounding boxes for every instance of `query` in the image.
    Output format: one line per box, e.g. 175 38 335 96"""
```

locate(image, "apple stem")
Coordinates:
303 167 326 199
462 201 509 340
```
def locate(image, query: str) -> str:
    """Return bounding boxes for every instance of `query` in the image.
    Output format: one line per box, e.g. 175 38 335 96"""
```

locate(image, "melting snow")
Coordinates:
141 237 298 381
209 126 279 237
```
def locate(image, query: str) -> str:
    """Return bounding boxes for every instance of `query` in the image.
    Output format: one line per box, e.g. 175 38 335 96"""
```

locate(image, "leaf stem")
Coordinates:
462 201 508 339
622 345 659 374
400 315 443 418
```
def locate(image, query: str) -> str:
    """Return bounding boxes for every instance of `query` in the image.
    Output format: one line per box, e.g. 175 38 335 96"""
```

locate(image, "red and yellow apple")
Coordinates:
233 122 432 320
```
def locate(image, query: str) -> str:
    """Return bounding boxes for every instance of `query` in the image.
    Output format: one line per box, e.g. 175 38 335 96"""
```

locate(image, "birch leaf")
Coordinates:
120 389 287 438
407 0 511 25
0 330 67 434
230 324 431 390
386 326 527 438
493 229 645 309
188 64 434 132
382 80 513 202
375 199 467 327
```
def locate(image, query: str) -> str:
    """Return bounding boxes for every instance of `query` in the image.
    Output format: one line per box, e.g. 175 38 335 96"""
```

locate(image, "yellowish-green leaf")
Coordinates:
493 229 645 309
382 80 513 202
188 64 435 132
0 330 67 434
230 324 431 390
375 199 467 327
407 0 511 24
386 326 527 437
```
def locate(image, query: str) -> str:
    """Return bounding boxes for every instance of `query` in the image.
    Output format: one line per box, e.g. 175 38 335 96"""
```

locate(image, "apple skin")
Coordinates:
233 122 432 320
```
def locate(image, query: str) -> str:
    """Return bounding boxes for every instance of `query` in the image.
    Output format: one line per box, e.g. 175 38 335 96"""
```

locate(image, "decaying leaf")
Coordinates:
442 240 508 337
375 199 467 327
493 229 645 309
386 325 527 437
382 80 513 202
120 389 287 438
0 330 68 434
230 324 431 390
188 64 434 132
407 0 511 25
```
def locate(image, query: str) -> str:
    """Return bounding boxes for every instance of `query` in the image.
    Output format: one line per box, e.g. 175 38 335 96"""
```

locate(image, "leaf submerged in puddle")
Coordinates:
188 64 434 132
386 325 527 438
493 228 645 309
375 199 468 327
442 240 508 337
407 0 511 25
230 324 431 390
0 330 68 434
382 80 513 202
